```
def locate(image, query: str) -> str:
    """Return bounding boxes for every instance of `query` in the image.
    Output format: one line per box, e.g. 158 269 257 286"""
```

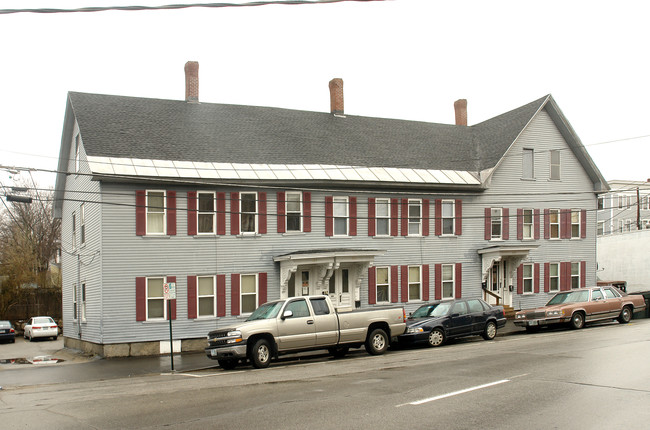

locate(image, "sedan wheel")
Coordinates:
570 312 585 330
427 328 445 347
617 306 632 324
482 321 497 340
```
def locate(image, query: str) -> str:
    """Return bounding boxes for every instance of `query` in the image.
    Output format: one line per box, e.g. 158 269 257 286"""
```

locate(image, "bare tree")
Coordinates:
0 182 61 317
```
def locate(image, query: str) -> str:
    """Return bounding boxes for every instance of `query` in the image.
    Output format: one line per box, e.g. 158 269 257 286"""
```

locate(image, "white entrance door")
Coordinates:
287 269 312 298
487 261 512 307
498 261 512 307
329 268 352 309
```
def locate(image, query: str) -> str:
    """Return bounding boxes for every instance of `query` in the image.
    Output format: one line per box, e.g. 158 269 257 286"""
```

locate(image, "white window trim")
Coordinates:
72 212 77 249
597 221 605 236
523 208 533 240
81 282 87 322
197 275 216 318
441 264 455 299
240 273 259 315
240 192 258 235
549 149 561 180
522 264 533 294
549 208 560 240
618 219 624 233
74 134 80 174
80 203 86 246
408 199 422 236
375 267 390 303
408 265 422 302
441 200 455 236
522 148 535 179
549 263 560 292
197 191 216 235
570 262 580 289
285 191 303 233
146 276 167 321
72 283 78 321
570 209 581 239
490 208 503 241
146 190 167 235
333 196 349 237
375 198 391 237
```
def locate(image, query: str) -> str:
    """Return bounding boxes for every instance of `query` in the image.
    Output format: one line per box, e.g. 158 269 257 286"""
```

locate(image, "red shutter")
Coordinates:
435 199 442 236
259 272 267 306
231 274 240 316
136 191 146 236
349 196 357 236
517 209 523 240
516 265 523 295
390 199 399 236
325 196 333 236
230 192 240 235
534 209 540 240
455 263 462 299
422 199 430 236
187 192 197 236
534 263 540 293
401 199 408 236
560 262 569 291
544 209 550 239
390 266 399 303
216 193 226 235
484 208 491 240
187 276 197 319
560 209 568 239
580 261 586 287
368 198 376 236
217 274 226 317
435 264 442 300
277 191 286 233
167 191 176 236
455 199 462 236
502 208 510 240
544 263 550 293
581 209 587 238
136 277 146 321
422 264 430 301
303 192 311 232
167 276 176 320
368 267 377 305
401 265 408 303
258 192 267 234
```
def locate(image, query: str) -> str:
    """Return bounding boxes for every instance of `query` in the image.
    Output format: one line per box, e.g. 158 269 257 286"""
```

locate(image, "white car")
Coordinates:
24 316 59 341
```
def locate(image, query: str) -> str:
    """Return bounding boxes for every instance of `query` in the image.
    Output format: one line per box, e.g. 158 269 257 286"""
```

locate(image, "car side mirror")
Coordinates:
281 310 293 320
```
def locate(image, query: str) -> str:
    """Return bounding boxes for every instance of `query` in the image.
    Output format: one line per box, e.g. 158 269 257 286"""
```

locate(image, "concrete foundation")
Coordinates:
64 336 207 358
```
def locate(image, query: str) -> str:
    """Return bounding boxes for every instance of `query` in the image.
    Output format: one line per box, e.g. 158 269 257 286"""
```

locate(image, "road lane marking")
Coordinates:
397 379 511 407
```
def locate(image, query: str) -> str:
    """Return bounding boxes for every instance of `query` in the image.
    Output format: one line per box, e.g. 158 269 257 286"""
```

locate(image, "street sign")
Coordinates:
163 282 176 300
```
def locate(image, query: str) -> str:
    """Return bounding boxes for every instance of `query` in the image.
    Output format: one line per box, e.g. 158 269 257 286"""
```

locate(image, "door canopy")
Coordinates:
477 245 539 282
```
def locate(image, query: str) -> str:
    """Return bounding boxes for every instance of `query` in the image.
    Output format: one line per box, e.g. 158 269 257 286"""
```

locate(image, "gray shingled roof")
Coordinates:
69 92 547 172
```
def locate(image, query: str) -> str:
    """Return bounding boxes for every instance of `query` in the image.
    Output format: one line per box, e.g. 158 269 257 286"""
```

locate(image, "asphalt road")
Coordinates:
1 319 649 429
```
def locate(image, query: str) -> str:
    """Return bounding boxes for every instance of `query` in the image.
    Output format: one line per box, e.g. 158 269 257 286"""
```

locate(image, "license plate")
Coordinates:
528 320 538 326
211 349 218 357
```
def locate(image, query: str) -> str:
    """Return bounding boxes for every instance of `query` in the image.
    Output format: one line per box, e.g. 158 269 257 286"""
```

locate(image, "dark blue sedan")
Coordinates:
0 320 16 343
398 298 506 347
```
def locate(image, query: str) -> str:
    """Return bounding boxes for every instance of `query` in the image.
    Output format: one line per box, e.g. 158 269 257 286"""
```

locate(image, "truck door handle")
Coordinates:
307 320 314 325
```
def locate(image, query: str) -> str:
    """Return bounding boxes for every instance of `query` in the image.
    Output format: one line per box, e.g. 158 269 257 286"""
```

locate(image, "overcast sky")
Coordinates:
1 0 648 190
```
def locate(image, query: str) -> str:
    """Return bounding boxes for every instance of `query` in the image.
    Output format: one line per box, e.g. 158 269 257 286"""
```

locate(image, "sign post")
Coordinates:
163 282 176 371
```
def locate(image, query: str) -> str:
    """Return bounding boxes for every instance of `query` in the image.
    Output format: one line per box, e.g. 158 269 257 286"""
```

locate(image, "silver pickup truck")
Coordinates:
205 295 406 369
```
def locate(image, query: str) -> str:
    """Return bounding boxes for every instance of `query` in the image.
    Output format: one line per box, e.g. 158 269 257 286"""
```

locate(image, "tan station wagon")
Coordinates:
515 286 646 331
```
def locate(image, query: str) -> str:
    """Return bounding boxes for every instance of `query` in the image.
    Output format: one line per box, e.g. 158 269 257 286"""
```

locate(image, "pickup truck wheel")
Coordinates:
249 339 272 368
482 321 497 340
570 312 585 330
365 328 388 355
617 306 632 324
427 328 445 347
328 346 349 358
218 359 238 370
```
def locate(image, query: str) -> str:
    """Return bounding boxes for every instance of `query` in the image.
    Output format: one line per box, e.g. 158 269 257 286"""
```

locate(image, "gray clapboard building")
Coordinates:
54 62 609 356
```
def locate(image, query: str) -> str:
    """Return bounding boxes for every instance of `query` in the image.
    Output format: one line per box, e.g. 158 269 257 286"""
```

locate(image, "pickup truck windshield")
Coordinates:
547 290 590 305
412 302 452 318
246 301 283 321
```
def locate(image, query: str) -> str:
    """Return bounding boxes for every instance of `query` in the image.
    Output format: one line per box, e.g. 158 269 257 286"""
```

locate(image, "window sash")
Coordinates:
146 277 166 320
72 213 77 249
333 197 348 236
549 209 560 239
241 274 258 314
549 263 560 291
197 276 216 317
240 192 257 233
442 264 454 299
523 148 534 179
73 284 78 320
286 192 302 232
491 208 502 239
571 209 580 238
375 198 390 236
442 200 455 235
408 200 421 236
376 267 389 303
408 266 421 301
80 204 86 245
523 209 533 239
571 263 580 289
550 150 560 180
198 192 215 234
146 191 166 234
523 264 533 293
81 283 86 321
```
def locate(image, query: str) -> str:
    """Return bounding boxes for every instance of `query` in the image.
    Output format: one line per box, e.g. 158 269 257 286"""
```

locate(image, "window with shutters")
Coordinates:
240 192 257 234
522 148 534 179
147 277 166 320
408 266 421 301
571 263 580 289
408 199 422 236
442 200 455 235
375 198 390 236
333 197 348 236
549 263 560 291
522 264 533 294
549 209 560 239
198 192 215 234
286 191 302 232
550 150 561 180
442 264 455 299
491 208 502 240
571 209 580 238
146 191 166 234
523 209 533 239
376 267 389 303
241 274 258 314
198 275 216 317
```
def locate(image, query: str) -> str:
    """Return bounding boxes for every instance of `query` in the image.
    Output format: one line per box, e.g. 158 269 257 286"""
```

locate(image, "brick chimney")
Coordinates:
329 78 344 115
454 99 467 126
185 61 199 103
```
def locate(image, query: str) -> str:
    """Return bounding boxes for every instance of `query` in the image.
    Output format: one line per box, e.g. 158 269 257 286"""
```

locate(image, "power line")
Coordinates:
0 0 381 15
